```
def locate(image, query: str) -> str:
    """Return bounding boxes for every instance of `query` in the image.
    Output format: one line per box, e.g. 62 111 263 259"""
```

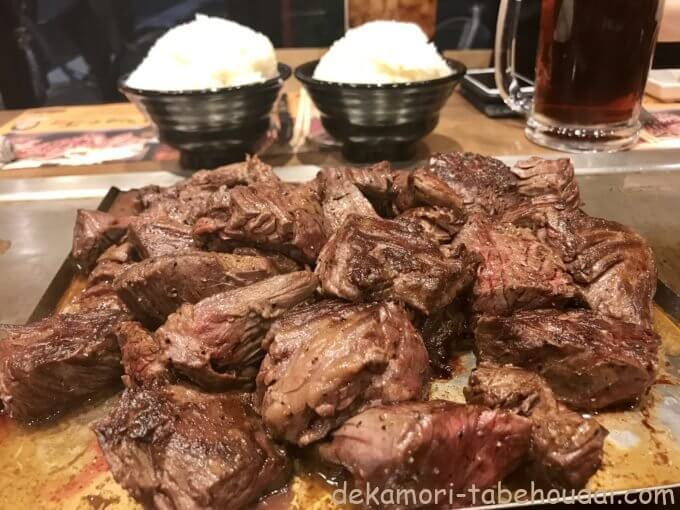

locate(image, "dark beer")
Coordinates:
534 0 663 126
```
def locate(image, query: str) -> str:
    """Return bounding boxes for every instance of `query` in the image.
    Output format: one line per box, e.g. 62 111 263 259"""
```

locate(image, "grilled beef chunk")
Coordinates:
88 260 131 287
0 308 126 422
139 158 280 224
316 168 378 236
257 300 429 446
174 155 279 194
562 215 656 324
335 161 393 199
115 321 169 387
509 157 580 210
141 189 214 227
475 310 659 410
130 184 162 212
81 243 138 309
141 156 279 210
63 280 130 315
427 152 520 216
426 153 580 217
156 272 318 390
72 209 130 272
310 163 395 217
88 242 138 286
390 170 411 213
465 363 607 488
506 205 656 327
318 401 531 508
98 240 138 264
334 162 468 219
96 385 290 510
193 183 326 264
453 214 580 316
316 215 477 315
502 204 578 258
128 218 195 258
397 206 466 245
231 247 302 273
414 300 469 376
393 167 466 214
114 252 283 328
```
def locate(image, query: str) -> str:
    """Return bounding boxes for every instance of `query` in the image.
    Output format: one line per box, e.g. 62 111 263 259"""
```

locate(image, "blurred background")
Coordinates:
0 0 677 109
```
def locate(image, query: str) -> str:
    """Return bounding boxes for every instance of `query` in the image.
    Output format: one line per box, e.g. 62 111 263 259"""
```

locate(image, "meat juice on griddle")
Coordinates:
534 0 662 126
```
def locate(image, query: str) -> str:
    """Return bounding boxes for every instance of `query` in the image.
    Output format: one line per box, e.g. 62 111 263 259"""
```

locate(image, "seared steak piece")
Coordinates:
398 206 466 245
128 218 194 258
140 158 280 224
115 321 169 387
564 212 656 323
309 162 395 217
390 169 411 212
318 401 531 508
475 309 659 410
143 156 280 211
71 209 129 272
193 183 326 264
316 168 378 236
96 385 290 510
87 242 138 286
0 308 126 422
427 152 520 216
414 300 469 376
69 242 138 313
393 167 466 214
156 272 318 390
257 300 429 446
506 205 656 327
114 252 283 328
64 280 130 315
509 157 580 210
335 161 393 199
426 153 580 217
88 260 131 287
141 157 282 225
175 155 280 193
316 215 477 315
140 188 213 227
129 184 162 212
327 162 394 208
98 240 138 264
453 214 580 316
231 247 301 273
503 204 578 258
335 161 465 216
465 363 607 488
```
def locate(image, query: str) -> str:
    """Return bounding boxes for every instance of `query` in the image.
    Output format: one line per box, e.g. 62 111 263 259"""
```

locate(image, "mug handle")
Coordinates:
494 0 533 115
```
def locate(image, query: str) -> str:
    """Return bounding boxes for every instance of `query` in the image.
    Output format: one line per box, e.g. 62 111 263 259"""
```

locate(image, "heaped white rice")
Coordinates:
126 15 278 91
313 20 452 84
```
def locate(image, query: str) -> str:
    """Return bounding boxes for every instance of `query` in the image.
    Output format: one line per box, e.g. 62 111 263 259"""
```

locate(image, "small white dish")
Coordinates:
646 69 680 102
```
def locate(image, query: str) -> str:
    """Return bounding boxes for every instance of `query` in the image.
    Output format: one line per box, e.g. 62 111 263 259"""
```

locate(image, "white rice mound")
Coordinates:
126 14 278 91
313 20 452 84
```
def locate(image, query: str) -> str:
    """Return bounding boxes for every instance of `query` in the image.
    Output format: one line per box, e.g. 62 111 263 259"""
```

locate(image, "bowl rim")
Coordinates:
295 58 466 89
119 62 291 97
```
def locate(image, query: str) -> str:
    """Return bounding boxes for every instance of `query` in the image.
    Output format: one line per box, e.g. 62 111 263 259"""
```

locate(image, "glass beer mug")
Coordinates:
495 0 665 152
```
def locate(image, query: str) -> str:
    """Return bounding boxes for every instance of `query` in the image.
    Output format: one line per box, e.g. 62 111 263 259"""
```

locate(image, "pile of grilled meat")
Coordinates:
0 153 659 509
